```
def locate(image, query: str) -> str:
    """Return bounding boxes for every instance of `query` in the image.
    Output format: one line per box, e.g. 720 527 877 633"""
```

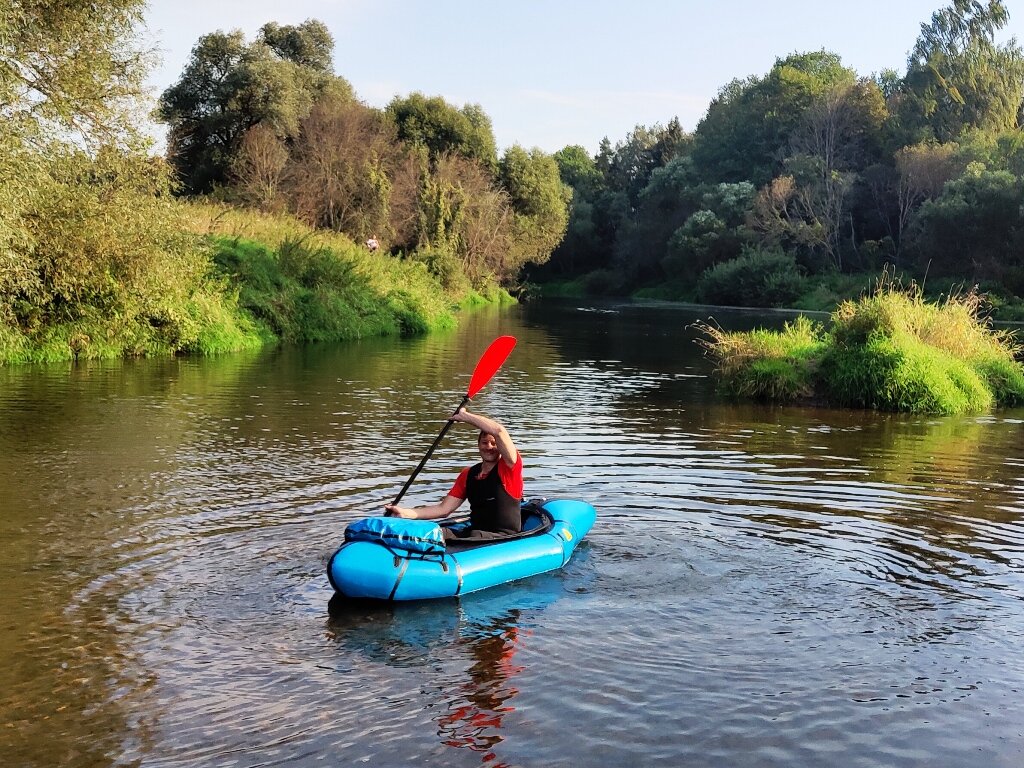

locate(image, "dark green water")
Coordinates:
2 300 1023 767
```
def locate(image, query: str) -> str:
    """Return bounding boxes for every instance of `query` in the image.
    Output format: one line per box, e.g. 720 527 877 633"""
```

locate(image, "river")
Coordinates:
2 300 1023 767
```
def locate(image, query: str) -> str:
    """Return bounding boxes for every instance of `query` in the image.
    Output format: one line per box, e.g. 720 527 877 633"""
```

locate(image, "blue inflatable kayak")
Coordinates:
327 499 596 601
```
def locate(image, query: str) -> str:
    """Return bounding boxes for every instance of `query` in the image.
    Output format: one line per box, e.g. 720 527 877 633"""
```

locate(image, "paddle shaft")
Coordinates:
391 394 470 506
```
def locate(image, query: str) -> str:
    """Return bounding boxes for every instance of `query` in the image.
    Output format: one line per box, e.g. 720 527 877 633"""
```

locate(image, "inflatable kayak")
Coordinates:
327 498 596 601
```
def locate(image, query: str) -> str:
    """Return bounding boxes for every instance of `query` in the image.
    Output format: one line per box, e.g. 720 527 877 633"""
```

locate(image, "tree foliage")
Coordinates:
899 0 1024 140
258 20 334 73
692 51 859 186
908 162 1024 277
1 0 235 355
285 95 403 239
498 145 571 274
158 24 351 194
386 92 498 171
1 0 150 145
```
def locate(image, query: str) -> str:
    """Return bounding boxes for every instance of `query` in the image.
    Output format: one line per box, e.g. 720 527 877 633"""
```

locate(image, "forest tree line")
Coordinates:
5 0 1024 366
539 0 1024 310
157 20 570 294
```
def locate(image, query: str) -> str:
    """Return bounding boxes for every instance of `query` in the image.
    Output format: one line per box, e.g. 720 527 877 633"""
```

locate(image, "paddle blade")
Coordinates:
467 336 517 398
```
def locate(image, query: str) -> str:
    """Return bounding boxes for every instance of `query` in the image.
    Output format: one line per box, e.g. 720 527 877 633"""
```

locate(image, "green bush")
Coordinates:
210 235 456 343
696 247 806 307
698 315 825 402
410 247 471 294
698 278 1024 414
581 269 622 296
820 332 993 413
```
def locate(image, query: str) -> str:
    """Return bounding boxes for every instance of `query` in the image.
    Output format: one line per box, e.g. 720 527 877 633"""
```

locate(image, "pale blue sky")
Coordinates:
142 0 1024 154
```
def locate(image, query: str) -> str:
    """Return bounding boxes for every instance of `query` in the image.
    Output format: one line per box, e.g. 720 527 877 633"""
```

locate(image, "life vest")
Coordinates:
466 461 522 534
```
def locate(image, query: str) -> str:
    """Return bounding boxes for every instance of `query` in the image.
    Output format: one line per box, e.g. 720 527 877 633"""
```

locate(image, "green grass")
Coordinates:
696 315 826 402
528 277 588 298
698 279 1024 414
210 235 457 342
2 201 489 365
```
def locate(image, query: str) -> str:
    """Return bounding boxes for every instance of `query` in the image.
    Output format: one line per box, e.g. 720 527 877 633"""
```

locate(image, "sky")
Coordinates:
141 0 1024 155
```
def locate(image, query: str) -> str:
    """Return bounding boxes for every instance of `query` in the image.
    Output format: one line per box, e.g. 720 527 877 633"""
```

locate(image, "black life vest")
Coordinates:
466 461 522 534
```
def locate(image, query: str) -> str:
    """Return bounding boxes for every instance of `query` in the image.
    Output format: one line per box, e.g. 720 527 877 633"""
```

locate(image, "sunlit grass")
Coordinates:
698 275 1024 413
696 315 826 402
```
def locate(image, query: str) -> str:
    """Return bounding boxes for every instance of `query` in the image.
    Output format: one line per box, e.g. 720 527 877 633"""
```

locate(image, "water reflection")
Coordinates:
325 583 561 766
435 610 521 765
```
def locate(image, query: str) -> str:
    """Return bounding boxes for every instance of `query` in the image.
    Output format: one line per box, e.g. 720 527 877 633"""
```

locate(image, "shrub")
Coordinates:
819 332 993 413
696 315 825 402
696 247 806 307
581 269 622 296
210 235 455 343
698 275 1024 414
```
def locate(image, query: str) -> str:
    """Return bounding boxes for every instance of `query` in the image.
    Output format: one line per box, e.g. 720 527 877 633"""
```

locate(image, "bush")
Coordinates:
698 276 1024 414
581 269 622 296
696 315 826 402
210 235 456 343
410 247 471 294
820 332 993 413
696 247 805 307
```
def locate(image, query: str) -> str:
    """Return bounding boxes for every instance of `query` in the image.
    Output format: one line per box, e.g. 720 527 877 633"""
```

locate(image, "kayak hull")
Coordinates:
327 498 596 601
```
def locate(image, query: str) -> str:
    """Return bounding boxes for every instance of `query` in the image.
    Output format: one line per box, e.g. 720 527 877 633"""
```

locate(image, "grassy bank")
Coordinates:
187 203 459 344
698 282 1024 414
0 201 518 366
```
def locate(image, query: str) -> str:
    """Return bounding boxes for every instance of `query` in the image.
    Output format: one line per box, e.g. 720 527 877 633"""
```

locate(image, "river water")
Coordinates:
2 300 1023 767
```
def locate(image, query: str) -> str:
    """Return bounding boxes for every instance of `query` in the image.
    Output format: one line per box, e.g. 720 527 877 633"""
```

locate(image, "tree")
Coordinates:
158 23 351 194
663 182 756 281
498 145 571 274
615 153 702 281
553 144 603 196
749 175 827 266
542 145 607 277
1 0 150 145
603 122 685 210
909 162 1024 278
894 142 963 254
285 95 400 239
780 81 888 270
692 51 859 186
231 124 289 210
257 20 334 72
386 93 498 172
899 0 1024 140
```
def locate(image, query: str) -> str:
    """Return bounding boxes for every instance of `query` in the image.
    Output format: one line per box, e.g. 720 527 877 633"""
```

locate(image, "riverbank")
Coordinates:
0 202 514 367
532 270 1024 321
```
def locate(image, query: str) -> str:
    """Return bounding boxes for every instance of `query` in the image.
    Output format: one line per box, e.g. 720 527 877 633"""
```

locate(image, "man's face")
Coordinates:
478 433 499 463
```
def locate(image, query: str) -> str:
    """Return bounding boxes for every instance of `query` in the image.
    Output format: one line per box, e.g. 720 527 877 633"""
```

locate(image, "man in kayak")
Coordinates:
384 408 523 539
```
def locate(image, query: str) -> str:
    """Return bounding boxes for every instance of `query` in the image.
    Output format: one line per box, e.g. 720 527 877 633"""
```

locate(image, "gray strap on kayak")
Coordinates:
452 557 464 596
388 558 410 601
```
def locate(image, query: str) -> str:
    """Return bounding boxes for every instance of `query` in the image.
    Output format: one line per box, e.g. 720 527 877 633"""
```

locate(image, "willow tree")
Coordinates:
498 145 571 277
1 1 247 360
1 0 150 144
900 0 1024 140
1 0 154 329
